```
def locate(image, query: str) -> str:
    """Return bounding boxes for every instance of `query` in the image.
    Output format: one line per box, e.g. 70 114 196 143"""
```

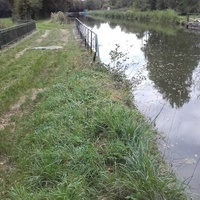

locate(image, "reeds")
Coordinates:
89 9 180 24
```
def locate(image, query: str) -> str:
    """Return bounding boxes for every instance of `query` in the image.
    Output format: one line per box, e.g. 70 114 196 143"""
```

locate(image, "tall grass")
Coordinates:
0 18 14 28
88 9 181 24
0 20 187 199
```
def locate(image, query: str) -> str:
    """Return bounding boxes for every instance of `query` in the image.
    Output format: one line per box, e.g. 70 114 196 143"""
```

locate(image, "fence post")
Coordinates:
186 14 189 22
90 30 92 53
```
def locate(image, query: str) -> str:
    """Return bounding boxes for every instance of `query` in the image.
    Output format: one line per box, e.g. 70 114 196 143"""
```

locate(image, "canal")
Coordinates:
79 16 200 197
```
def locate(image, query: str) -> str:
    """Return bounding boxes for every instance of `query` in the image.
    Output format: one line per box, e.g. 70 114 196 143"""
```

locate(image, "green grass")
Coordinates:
0 20 187 199
0 21 72 114
0 18 15 28
88 9 182 24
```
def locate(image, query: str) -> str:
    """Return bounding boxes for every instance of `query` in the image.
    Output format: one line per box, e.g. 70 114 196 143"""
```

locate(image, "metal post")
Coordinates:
90 30 92 53
187 14 189 22
75 18 101 63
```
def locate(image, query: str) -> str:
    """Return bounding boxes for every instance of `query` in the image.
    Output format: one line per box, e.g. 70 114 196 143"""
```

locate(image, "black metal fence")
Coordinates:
0 21 36 49
75 18 100 63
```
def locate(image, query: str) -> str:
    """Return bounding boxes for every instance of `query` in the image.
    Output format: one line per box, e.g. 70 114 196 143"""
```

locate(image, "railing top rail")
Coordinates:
75 18 97 36
0 21 35 33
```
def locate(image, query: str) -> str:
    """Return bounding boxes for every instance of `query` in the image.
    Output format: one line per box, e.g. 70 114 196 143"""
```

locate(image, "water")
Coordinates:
79 17 200 196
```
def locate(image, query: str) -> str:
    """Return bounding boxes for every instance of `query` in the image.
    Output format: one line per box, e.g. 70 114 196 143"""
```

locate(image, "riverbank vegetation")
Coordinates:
0 20 187 199
86 15 182 36
88 9 181 24
1 0 199 21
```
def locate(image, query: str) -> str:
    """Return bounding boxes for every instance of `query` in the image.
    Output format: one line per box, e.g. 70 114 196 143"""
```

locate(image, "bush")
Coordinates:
51 11 67 24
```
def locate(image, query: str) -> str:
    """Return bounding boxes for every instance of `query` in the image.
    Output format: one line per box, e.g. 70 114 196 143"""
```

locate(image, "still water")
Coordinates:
79 17 200 196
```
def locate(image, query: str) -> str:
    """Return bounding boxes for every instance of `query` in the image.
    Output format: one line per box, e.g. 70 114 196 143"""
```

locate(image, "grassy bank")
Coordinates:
0 20 187 199
88 9 183 24
0 18 14 28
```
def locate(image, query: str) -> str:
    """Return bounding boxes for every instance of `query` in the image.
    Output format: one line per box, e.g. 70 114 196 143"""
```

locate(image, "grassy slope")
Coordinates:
0 20 186 199
0 18 14 28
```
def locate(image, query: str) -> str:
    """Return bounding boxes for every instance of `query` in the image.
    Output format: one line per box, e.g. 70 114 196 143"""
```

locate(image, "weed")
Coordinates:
51 12 67 24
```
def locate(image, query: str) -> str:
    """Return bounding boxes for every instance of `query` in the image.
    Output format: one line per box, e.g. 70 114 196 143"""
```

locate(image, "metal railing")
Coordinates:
75 18 100 63
0 21 36 49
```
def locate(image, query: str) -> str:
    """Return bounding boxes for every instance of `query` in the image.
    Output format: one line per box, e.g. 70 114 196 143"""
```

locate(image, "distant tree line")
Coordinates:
1 0 200 19
134 0 200 14
0 0 13 17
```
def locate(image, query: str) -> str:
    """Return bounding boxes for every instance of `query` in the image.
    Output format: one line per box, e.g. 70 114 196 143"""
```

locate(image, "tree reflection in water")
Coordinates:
142 30 200 108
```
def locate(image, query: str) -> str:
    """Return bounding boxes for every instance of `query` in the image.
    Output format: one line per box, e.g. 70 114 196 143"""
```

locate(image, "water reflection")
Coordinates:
81 16 200 108
143 30 200 108
78 16 200 195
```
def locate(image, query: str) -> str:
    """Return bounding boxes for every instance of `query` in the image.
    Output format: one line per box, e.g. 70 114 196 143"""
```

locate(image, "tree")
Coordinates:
84 0 101 10
176 0 200 14
13 0 42 19
134 0 151 11
13 0 74 19
0 0 12 17
134 0 200 13
40 0 73 18
156 0 167 10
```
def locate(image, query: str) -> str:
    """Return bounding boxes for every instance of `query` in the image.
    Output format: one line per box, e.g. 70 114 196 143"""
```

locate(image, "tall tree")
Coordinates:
40 0 73 17
0 0 13 17
134 0 151 11
84 0 101 10
13 0 42 19
0 0 12 10
176 0 200 14
134 0 200 13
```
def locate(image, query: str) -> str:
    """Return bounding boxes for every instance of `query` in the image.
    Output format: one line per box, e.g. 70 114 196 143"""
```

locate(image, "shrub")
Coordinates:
51 11 67 24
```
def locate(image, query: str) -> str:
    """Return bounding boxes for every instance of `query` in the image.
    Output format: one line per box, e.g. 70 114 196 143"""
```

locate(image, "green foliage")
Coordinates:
88 9 180 24
84 0 101 10
0 18 14 28
108 44 129 74
13 0 42 20
0 0 13 10
3 0 200 21
51 11 67 24
133 0 200 13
